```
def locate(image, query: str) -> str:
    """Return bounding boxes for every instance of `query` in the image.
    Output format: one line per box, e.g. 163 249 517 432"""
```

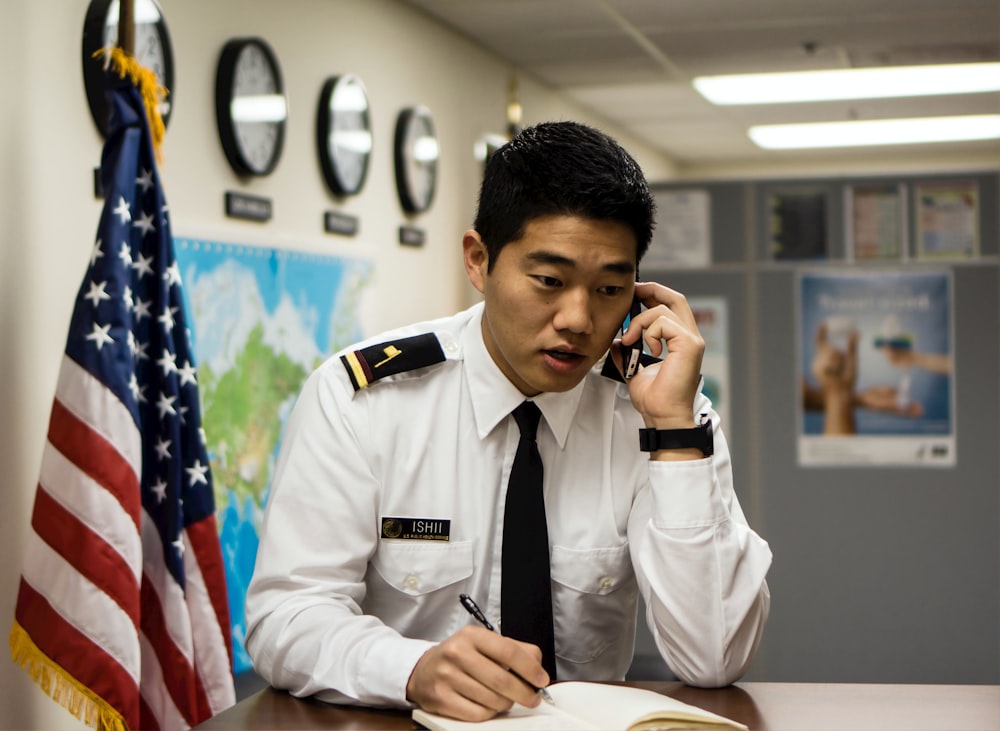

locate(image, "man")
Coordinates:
245 121 771 722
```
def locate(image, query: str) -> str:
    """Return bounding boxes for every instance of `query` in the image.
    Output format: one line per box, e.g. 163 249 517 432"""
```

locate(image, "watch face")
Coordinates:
318 75 372 196
216 38 287 176
83 0 174 136
394 106 439 214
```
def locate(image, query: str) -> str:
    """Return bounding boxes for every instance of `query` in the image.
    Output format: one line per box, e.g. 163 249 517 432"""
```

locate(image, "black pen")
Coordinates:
459 594 555 705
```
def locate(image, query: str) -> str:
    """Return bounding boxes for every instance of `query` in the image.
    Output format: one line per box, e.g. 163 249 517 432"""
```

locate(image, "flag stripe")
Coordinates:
186 518 234 660
139 632 185 731
141 511 196 667
140 511 215 725
183 522 236 714
47 398 141 530
55 354 142 471
14 578 140 728
38 440 142 582
30 486 140 626
20 531 140 683
139 693 160 731
139 577 206 726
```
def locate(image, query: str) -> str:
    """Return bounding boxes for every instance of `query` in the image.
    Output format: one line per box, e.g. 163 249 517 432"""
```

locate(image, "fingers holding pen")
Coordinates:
406 626 548 721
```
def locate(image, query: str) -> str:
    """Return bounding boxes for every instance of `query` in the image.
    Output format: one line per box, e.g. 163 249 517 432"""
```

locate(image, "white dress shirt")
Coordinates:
245 303 771 708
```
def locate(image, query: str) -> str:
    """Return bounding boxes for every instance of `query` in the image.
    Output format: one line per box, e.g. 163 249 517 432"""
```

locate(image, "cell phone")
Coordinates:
621 295 642 380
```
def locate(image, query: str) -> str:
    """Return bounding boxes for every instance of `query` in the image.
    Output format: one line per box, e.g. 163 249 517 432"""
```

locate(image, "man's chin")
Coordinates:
533 361 595 393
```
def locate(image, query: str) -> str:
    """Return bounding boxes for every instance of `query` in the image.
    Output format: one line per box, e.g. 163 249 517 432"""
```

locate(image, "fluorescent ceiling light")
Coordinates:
749 115 1000 149
694 63 1000 105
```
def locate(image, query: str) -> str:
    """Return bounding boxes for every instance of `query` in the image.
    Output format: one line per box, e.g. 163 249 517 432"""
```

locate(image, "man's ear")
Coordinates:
463 230 489 294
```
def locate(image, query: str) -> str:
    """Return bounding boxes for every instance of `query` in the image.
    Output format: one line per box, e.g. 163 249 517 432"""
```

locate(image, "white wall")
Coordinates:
0 1 677 728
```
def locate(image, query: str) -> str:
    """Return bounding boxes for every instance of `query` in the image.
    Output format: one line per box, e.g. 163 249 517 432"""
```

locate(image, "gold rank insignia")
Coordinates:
340 333 446 391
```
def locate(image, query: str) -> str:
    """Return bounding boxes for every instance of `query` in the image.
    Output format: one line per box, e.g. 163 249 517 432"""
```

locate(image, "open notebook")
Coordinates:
413 681 748 731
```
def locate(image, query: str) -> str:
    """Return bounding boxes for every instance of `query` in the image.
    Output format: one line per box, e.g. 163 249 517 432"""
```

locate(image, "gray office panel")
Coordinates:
643 173 1000 684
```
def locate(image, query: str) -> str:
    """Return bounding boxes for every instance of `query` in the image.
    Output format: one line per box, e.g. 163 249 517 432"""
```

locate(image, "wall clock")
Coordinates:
215 37 287 176
394 106 439 214
316 74 372 197
82 0 174 137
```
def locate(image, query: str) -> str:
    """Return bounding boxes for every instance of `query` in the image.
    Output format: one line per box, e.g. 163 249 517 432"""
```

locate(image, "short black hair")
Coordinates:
473 121 656 272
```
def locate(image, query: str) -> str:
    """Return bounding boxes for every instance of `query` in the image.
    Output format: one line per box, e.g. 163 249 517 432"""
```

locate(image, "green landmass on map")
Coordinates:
199 323 310 509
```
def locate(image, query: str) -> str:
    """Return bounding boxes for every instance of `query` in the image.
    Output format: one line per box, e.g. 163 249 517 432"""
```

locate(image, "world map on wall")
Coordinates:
174 237 373 673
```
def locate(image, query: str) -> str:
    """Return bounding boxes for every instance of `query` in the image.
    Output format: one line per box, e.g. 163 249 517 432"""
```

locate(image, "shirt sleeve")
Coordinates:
627 398 772 688
244 365 432 708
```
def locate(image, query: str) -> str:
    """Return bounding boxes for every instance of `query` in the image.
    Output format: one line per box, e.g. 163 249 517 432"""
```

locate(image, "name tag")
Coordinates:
381 517 451 541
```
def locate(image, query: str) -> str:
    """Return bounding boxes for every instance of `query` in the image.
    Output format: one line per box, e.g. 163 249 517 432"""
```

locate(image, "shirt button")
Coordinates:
443 340 458 354
599 576 613 591
405 575 419 590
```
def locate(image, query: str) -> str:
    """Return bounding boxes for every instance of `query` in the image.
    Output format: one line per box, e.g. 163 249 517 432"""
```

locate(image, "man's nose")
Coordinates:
552 290 594 334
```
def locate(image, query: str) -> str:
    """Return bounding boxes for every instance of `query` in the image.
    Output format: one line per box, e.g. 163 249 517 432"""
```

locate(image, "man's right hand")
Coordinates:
405 625 550 721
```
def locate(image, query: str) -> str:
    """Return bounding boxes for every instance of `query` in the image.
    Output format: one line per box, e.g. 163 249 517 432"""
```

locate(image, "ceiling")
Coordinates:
406 0 1000 167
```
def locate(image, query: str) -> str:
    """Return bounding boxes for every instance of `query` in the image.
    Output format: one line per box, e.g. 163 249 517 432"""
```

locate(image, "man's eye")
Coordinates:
535 276 561 287
600 286 625 296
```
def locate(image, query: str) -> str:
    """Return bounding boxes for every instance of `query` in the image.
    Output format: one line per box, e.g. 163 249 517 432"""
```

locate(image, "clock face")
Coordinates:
82 0 175 136
317 75 372 196
215 38 287 176
394 106 439 214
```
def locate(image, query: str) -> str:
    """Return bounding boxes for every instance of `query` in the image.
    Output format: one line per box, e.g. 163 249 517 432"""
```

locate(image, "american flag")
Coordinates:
9 60 235 730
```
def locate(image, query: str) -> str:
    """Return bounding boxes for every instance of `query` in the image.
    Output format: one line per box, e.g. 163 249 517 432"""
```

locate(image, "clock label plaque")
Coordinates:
324 211 360 237
398 225 426 247
225 191 272 222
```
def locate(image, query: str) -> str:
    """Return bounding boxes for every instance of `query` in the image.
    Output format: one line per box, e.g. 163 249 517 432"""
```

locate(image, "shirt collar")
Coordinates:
463 303 587 449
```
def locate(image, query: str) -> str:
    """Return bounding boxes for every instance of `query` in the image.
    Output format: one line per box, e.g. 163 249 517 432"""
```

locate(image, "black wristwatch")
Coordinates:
638 417 713 456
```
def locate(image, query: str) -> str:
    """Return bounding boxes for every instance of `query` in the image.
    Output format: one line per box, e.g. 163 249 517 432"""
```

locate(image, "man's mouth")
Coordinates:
542 348 586 364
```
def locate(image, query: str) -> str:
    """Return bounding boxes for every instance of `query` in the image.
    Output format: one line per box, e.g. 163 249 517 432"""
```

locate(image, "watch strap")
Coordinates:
638 418 713 456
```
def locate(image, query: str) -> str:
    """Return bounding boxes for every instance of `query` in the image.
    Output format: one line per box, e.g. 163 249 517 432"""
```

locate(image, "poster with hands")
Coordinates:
797 270 955 467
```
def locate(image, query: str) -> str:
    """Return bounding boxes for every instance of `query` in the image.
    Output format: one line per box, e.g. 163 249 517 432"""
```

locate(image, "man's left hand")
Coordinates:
617 281 705 432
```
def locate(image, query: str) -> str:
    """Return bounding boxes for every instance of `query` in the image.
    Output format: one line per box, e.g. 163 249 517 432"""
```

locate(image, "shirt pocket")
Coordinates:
550 543 637 664
369 539 474 597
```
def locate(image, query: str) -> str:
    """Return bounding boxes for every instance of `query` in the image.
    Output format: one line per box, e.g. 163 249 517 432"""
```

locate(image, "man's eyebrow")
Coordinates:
526 251 574 267
525 250 636 275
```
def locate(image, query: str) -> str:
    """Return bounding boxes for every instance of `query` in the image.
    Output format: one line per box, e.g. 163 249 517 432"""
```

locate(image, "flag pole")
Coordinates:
107 0 166 158
118 0 134 56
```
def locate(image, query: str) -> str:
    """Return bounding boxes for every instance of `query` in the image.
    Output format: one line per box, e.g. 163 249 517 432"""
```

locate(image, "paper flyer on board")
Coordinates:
645 189 712 268
916 181 979 260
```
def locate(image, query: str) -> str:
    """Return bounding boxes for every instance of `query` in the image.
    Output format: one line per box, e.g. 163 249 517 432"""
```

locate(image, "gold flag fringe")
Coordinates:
9 622 128 731
93 46 168 162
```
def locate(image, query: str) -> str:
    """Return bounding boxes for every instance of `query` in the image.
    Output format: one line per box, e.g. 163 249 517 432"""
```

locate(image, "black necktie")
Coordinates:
501 401 557 679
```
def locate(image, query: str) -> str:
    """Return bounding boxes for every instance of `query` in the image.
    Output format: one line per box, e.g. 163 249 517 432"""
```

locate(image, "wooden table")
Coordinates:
195 681 1000 730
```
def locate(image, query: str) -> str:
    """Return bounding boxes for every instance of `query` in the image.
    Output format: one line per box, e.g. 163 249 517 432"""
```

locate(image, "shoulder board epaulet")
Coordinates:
600 351 662 383
340 333 446 391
